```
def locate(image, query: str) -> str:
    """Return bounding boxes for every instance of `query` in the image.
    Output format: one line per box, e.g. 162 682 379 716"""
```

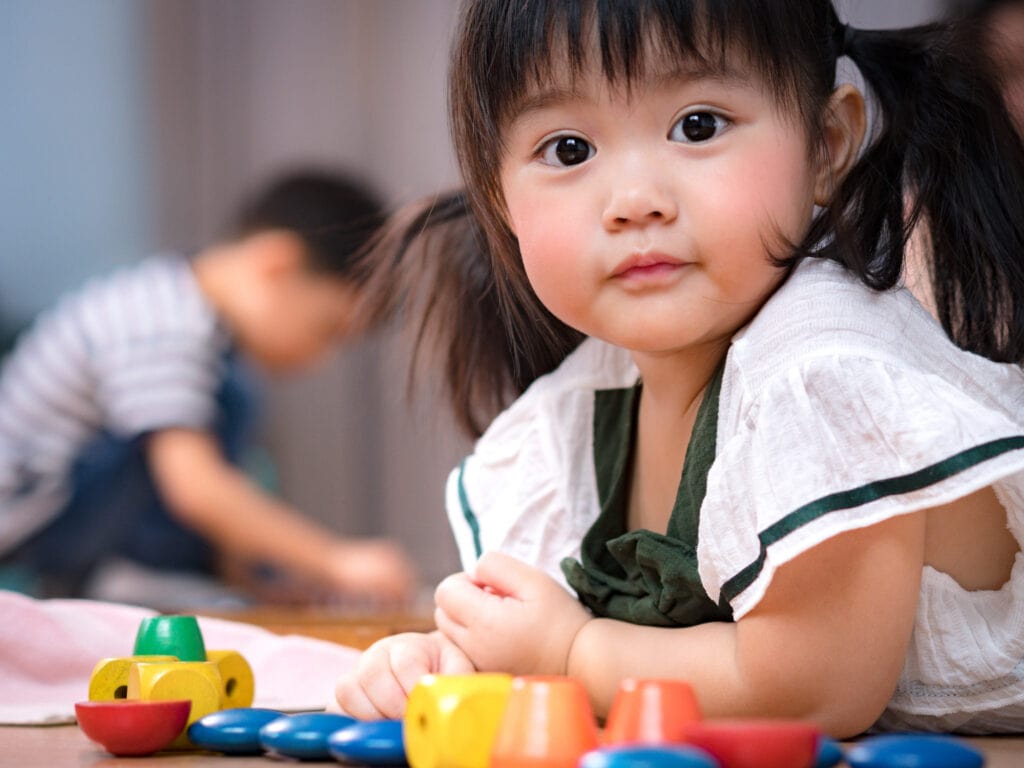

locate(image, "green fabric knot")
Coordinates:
565 361 731 628
562 529 732 626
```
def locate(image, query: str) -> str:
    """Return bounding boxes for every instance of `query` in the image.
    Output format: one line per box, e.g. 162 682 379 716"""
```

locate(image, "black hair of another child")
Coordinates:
363 0 1024 439
234 169 385 283
950 0 1023 19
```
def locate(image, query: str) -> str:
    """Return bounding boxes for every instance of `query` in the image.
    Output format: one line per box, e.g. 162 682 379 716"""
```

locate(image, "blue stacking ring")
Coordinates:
579 744 719 768
845 734 984 768
187 707 284 755
328 719 407 765
258 712 358 761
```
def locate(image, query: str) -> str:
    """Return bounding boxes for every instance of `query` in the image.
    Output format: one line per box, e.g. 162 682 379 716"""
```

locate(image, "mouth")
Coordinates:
611 252 689 281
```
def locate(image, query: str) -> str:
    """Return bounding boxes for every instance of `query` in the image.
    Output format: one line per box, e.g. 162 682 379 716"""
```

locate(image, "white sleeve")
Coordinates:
699 355 1024 620
444 337 638 590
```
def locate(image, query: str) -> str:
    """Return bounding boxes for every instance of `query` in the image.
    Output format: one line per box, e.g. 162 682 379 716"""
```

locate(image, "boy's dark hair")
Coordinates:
365 0 1024 438
235 169 385 283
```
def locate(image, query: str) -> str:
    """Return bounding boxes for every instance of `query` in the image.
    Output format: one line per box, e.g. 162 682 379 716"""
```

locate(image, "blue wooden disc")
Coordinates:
258 712 358 761
187 707 284 755
846 734 983 768
815 737 844 768
579 745 718 768
328 719 406 765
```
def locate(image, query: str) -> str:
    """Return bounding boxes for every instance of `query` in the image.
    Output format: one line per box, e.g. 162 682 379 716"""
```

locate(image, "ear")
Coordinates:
247 230 307 278
814 83 867 206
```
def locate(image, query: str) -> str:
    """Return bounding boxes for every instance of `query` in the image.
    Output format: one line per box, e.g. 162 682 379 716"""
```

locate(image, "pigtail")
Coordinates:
357 190 581 438
807 17 1024 363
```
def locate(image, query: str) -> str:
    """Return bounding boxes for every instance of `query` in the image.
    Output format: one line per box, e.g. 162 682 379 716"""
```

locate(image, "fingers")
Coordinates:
437 638 477 675
433 603 464 647
328 540 419 602
334 634 436 720
434 573 476 623
472 551 536 596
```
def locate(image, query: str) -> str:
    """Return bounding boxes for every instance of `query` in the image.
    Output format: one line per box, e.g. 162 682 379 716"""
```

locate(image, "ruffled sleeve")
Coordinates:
699 353 1024 620
444 338 638 590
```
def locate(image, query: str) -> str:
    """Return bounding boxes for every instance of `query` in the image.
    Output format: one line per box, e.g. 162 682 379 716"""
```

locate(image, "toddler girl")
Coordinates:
338 0 1024 737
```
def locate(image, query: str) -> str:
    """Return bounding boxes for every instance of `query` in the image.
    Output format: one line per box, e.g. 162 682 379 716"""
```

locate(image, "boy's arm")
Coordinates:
434 513 925 738
146 427 415 600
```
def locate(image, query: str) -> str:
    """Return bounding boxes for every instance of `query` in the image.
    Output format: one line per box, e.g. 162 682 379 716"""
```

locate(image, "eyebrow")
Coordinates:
512 62 750 120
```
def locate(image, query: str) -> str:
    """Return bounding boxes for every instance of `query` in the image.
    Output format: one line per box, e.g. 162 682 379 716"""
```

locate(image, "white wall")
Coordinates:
0 0 154 320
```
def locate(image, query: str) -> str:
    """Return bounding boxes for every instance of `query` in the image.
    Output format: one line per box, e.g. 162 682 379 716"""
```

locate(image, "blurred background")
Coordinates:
0 0 954 597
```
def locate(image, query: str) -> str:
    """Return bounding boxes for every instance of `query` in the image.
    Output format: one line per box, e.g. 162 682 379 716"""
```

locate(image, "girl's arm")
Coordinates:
435 513 925 738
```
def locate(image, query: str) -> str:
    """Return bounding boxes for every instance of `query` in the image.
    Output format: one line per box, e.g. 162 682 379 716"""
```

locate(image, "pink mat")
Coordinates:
0 589 361 724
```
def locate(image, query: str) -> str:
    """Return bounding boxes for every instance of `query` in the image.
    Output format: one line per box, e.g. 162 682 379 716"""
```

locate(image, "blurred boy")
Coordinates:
0 170 415 602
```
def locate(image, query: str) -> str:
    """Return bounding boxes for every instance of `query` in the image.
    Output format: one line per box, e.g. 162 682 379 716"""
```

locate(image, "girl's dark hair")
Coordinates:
366 0 1024 438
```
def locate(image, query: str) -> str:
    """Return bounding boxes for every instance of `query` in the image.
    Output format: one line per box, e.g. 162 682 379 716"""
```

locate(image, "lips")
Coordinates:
612 252 688 279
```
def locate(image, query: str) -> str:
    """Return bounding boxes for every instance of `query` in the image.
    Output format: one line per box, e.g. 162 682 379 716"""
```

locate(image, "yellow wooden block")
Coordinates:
128 660 222 748
88 655 178 701
404 673 513 768
206 649 254 709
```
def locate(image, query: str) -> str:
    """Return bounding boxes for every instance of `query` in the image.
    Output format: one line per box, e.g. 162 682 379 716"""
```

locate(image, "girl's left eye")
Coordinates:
538 135 595 167
669 111 728 143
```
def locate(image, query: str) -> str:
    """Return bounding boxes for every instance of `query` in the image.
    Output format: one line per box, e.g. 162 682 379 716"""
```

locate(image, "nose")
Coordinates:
601 166 678 231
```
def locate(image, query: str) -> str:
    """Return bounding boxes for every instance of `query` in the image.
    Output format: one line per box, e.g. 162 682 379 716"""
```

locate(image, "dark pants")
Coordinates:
4 355 260 597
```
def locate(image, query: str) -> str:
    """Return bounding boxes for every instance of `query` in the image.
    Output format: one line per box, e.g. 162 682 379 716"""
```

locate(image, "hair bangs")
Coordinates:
458 0 820 139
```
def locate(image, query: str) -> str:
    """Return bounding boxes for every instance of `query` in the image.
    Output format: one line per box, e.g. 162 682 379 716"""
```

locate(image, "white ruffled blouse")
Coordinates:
445 257 1024 733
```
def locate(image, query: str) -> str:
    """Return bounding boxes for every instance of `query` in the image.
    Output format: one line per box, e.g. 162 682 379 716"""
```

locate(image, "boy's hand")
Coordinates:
335 631 474 720
433 551 590 676
327 539 417 603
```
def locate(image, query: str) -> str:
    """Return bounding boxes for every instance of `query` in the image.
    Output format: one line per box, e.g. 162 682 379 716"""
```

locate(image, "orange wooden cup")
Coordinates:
604 678 702 745
490 676 600 768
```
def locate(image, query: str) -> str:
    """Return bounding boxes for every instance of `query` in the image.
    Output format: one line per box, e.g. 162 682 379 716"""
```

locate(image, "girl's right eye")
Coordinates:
537 135 594 167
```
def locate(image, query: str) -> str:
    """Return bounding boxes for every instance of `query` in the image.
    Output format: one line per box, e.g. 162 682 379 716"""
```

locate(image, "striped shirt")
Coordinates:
0 255 230 555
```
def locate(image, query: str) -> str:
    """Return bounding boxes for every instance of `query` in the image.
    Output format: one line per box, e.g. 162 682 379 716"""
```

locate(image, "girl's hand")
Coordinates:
334 631 475 719
433 551 591 676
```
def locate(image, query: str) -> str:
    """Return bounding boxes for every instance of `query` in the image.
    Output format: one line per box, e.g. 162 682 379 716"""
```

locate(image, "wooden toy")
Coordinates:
258 711 358 760
87 655 178 701
679 720 820 768
79 614 256 754
845 734 984 768
490 675 601 768
580 744 718 768
604 678 703 746
815 737 843 768
74 699 191 756
133 615 207 661
127 660 222 747
188 707 285 755
327 719 407 766
206 649 255 709
404 673 513 768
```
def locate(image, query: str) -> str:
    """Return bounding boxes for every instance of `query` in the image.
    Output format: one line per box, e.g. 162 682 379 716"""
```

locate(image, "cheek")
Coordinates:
508 197 588 316
713 144 816 250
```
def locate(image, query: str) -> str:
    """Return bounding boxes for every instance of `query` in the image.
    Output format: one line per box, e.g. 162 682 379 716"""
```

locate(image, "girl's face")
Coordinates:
499 60 822 360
